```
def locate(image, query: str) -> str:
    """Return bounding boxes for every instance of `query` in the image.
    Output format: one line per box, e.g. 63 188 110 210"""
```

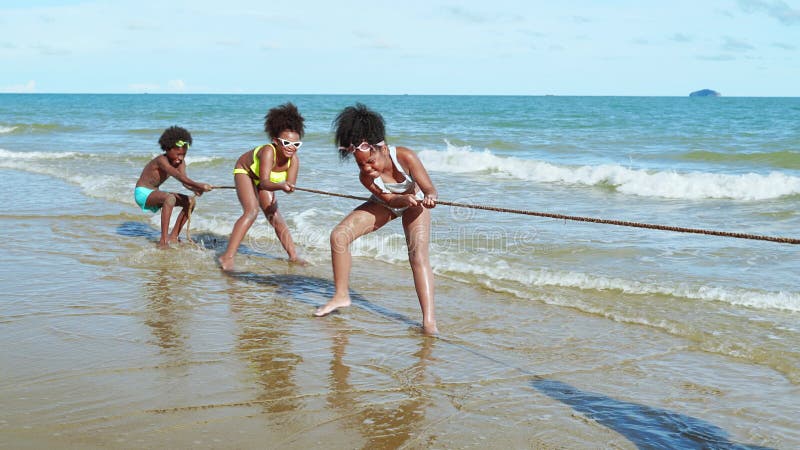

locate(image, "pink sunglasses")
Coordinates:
339 140 385 153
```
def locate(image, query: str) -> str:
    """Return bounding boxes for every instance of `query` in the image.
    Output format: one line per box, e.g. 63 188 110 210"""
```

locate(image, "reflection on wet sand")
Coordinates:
326 330 437 449
215 269 772 449
142 267 188 355
226 275 303 414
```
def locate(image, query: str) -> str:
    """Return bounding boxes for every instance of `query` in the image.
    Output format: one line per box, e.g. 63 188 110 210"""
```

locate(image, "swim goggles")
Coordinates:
174 140 190 149
340 140 385 153
277 138 303 149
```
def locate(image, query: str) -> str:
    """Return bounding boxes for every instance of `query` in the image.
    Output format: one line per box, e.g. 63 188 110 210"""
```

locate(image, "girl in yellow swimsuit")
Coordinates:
218 103 306 270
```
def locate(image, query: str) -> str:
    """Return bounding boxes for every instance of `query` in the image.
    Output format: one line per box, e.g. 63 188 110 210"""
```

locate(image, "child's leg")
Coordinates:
266 209 302 262
258 191 303 263
314 202 393 317
218 174 259 270
144 190 177 248
402 206 437 334
168 194 193 243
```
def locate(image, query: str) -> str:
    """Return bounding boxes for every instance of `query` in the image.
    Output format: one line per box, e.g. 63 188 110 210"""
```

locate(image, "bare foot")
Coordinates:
218 255 234 271
313 295 351 317
157 241 170 249
422 320 438 335
168 237 182 244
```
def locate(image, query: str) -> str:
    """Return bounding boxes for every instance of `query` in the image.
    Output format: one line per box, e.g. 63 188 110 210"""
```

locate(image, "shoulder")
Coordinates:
394 146 422 167
256 143 274 156
394 145 416 158
152 154 169 166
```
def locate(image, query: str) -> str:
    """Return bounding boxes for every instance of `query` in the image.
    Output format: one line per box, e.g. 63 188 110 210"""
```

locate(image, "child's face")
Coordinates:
165 147 187 167
354 147 387 178
273 131 302 159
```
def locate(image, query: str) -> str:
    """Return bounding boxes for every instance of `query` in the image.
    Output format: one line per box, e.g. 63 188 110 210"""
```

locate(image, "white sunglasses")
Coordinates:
341 140 385 153
277 138 302 149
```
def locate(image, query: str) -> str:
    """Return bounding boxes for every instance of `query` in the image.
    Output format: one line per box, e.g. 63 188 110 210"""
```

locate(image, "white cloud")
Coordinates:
0 80 36 93
738 0 800 25
697 54 737 61
670 33 694 43
772 41 797 50
167 79 186 92
722 36 755 52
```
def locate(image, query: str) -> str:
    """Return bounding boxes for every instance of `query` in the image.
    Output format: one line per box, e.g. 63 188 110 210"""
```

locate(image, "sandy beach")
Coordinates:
2 170 797 449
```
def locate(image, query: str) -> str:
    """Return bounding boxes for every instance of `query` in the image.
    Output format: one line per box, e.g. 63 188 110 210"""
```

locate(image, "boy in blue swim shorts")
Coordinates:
134 126 211 248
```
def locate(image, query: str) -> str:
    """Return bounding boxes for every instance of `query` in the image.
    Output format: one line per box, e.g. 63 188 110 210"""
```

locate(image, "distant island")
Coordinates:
689 89 721 97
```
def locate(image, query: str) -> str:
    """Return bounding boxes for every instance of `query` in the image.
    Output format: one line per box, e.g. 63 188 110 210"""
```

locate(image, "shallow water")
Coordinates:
1 94 799 448
0 171 797 449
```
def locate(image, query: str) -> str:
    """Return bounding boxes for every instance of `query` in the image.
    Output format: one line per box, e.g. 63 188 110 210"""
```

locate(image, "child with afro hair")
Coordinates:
134 125 212 248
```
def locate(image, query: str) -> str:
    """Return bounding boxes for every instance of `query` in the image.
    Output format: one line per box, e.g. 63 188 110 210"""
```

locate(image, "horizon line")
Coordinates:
2 92 797 98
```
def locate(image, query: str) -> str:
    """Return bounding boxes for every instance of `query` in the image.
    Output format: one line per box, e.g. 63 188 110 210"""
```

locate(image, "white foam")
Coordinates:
0 126 17 134
159 201 800 313
419 144 800 201
434 253 800 313
184 155 224 165
0 158 122 203
0 148 79 160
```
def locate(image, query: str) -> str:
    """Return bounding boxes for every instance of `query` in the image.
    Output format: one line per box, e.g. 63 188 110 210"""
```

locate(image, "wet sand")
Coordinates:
1 172 797 449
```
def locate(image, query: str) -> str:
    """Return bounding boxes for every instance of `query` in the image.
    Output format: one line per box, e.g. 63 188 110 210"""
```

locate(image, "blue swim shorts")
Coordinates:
134 186 161 213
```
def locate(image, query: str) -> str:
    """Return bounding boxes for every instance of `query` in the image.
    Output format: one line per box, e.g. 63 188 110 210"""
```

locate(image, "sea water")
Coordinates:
0 94 798 448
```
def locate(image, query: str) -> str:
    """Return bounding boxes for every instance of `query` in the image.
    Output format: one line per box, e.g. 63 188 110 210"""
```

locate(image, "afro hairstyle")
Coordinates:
332 103 386 160
158 125 192 151
264 102 305 139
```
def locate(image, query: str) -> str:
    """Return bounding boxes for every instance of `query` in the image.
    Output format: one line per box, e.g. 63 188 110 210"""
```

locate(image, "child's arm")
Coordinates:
397 146 438 208
157 157 210 194
285 155 300 191
359 171 422 209
256 146 295 193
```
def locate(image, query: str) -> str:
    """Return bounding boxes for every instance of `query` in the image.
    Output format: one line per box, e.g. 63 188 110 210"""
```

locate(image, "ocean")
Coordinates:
1 93 798 448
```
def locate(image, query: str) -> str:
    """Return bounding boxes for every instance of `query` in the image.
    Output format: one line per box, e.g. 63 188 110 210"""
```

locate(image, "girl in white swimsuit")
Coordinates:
313 103 439 335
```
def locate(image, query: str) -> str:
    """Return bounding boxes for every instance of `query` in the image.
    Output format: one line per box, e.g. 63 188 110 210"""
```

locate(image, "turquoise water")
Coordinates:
1 94 799 448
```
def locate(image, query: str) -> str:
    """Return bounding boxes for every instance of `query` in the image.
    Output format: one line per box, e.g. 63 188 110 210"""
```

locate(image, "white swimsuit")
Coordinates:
370 146 424 216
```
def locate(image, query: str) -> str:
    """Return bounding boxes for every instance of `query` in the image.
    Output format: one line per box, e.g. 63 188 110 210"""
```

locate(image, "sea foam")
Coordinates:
419 144 800 201
430 251 800 313
0 148 79 160
188 206 800 314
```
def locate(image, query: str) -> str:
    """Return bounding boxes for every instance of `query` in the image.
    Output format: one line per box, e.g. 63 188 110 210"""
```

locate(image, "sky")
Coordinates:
1 0 799 96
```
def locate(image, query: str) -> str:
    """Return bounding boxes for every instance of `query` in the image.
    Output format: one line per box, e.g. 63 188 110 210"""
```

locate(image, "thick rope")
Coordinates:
185 195 197 242
291 187 799 245
210 185 798 244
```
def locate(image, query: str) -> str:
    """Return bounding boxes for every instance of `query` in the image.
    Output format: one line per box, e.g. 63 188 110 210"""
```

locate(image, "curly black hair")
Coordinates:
264 102 305 139
158 125 192 151
333 103 386 160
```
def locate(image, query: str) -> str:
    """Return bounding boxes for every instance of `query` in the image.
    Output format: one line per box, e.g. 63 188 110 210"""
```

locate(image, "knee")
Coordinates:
242 209 259 223
330 227 354 251
407 246 429 266
164 194 177 207
263 203 278 220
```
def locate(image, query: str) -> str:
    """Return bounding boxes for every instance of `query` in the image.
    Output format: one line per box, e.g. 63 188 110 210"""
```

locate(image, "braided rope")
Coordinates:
291 186 799 245
185 195 197 242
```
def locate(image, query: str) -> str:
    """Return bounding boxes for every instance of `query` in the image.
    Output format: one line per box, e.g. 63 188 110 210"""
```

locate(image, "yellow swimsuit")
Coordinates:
232 144 290 185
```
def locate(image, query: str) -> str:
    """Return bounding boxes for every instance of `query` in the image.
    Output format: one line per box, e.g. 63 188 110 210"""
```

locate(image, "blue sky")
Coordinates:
1 0 799 96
